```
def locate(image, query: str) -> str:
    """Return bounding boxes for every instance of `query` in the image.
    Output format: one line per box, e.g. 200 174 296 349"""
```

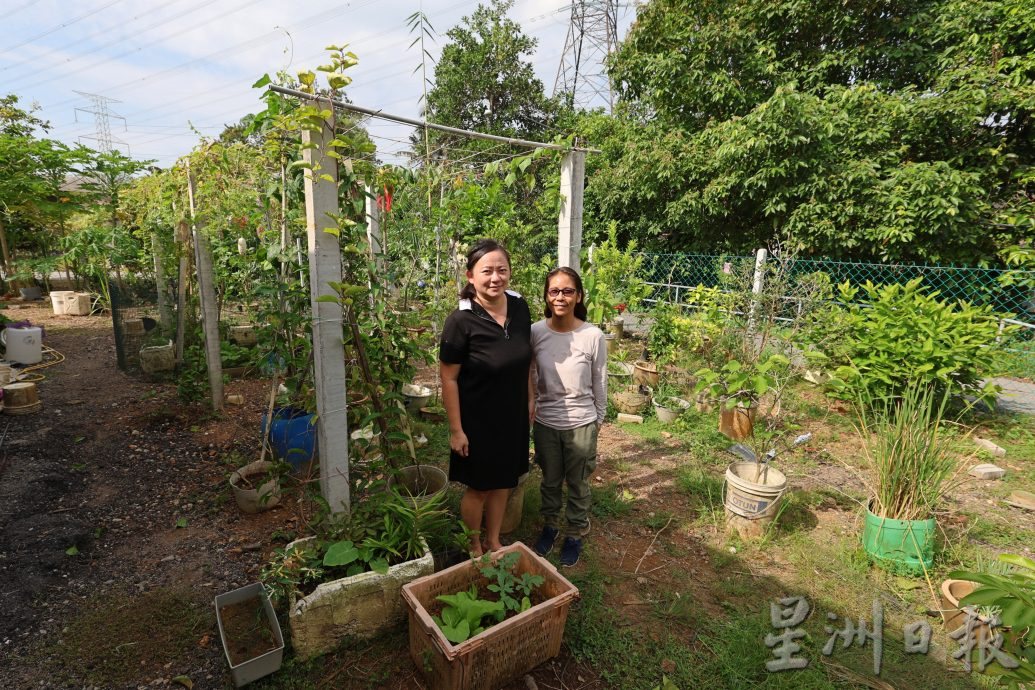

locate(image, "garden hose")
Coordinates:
15 346 65 383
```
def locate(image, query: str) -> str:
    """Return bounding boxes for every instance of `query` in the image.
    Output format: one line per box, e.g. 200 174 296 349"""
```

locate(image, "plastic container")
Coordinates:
862 502 935 576
724 461 787 519
1 326 42 364
387 465 448 508
50 291 74 315
402 383 433 414
262 407 316 471
214 582 284 687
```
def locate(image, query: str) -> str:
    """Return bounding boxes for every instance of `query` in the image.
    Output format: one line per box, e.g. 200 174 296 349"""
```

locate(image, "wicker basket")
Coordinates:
401 541 579 690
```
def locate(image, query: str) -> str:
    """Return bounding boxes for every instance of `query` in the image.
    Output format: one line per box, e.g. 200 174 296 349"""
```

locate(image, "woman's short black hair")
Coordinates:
543 266 588 321
460 239 512 300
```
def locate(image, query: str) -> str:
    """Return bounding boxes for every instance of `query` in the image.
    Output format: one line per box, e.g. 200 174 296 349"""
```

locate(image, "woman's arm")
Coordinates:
592 331 608 425
528 361 537 424
440 362 468 457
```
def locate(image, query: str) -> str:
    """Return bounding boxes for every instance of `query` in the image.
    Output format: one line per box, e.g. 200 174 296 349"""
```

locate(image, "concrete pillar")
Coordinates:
557 150 586 272
302 100 351 514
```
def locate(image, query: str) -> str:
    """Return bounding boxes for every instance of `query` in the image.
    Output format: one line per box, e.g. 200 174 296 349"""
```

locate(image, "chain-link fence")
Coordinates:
636 251 1035 365
639 252 1035 317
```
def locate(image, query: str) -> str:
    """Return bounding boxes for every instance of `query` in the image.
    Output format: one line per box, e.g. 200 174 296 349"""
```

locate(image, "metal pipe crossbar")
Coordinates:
268 85 601 154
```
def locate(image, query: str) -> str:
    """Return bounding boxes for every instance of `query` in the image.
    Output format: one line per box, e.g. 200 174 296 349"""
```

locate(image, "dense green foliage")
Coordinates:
584 0 1035 263
819 278 1004 402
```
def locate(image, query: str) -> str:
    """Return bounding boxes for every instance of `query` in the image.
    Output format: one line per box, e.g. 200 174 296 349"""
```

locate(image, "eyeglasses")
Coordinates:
547 288 577 297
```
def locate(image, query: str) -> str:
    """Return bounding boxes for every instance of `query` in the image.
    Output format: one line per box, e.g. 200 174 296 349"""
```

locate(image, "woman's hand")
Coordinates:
450 429 470 457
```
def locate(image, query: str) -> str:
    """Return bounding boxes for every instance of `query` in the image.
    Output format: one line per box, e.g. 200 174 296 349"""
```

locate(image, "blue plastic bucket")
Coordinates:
262 407 316 472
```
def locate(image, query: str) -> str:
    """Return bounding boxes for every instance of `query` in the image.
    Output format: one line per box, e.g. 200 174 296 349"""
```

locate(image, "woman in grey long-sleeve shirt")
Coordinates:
530 267 607 567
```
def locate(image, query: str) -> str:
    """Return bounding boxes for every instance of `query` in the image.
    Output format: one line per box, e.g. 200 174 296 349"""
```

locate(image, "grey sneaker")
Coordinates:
559 537 583 567
533 526 559 557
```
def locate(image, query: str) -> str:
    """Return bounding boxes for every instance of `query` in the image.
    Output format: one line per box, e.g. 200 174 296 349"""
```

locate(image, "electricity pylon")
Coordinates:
552 0 619 112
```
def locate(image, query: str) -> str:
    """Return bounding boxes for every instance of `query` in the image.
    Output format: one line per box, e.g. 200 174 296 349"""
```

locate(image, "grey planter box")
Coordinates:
215 582 284 687
286 537 435 660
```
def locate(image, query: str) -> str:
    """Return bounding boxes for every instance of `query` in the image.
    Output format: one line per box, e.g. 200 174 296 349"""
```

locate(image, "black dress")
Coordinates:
439 292 532 490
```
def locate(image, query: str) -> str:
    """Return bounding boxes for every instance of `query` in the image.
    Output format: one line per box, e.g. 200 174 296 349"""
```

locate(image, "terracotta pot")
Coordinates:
718 406 756 440
940 579 996 643
632 361 659 388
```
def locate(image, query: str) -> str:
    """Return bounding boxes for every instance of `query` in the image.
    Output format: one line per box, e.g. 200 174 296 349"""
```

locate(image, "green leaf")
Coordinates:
252 74 272 89
368 557 390 574
323 540 360 567
175 517 188 529
65 546 79 556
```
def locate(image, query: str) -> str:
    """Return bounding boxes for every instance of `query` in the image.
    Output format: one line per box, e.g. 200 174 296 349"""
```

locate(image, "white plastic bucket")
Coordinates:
1 327 42 365
50 291 74 315
724 461 787 519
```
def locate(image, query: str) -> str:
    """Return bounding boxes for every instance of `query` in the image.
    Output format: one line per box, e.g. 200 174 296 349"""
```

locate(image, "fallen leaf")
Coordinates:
171 675 193 689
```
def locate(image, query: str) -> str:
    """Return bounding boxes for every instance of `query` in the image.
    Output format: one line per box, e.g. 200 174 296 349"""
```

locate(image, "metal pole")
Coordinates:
268 85 601 154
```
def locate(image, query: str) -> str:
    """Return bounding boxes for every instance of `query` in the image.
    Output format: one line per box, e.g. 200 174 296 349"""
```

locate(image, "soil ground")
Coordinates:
1 302 1032 689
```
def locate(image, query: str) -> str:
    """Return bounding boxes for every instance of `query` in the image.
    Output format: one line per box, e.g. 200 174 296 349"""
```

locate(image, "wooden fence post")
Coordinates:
302 99 351 514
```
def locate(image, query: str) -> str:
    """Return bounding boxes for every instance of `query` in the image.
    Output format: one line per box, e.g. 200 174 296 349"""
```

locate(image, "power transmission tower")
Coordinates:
553 0 619 111
74 90 129 154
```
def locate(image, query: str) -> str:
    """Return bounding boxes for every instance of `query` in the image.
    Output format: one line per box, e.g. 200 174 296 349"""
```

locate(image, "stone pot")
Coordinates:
613 390 649 414
287 537 434 660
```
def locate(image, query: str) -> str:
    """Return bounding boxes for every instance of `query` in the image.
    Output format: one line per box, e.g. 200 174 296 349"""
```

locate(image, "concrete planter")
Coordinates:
286 536 434 660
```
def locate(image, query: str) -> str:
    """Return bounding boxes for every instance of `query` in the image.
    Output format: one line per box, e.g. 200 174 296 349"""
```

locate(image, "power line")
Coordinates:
0 0 42 22
2 0 273 92
3 0 127 53
1 0 217 76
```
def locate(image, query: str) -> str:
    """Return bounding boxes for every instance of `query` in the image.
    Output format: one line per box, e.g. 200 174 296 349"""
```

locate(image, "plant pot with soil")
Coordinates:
856 384 962 576
215 582 284 687
633 360 660 387
607 360 634 384
262 491 454 660
229 460 281 514
402 541 579 690
612 387 649 415
402 383 434 414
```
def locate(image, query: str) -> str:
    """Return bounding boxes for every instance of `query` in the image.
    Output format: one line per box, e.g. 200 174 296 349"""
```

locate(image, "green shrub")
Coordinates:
821 278 1005 403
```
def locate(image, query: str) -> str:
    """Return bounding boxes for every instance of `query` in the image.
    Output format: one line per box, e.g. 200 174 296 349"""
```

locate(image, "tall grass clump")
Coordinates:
855 384 963 521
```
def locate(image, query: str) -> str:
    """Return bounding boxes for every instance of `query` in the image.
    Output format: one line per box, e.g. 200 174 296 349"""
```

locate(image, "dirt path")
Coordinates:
0 303 279 689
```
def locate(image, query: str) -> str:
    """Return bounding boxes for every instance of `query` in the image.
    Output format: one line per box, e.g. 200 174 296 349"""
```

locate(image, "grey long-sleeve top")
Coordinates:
531 319 608 429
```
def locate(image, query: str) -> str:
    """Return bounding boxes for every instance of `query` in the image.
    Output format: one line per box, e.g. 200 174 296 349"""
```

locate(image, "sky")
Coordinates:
0 0 637 169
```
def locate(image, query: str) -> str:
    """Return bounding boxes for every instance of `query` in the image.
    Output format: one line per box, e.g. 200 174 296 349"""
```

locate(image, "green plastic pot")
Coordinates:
862 502 935 576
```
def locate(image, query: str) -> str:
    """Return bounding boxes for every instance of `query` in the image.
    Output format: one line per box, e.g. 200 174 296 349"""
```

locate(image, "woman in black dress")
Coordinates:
440 239 533 555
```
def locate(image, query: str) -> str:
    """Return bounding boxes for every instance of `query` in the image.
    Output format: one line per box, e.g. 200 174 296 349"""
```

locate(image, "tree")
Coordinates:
587 0 1035 263
422 0 562 158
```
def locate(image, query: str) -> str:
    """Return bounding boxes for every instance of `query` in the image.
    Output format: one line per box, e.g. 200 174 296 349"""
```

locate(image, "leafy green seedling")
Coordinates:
65 546 79 556
432 584 505 644
175 518 188 528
